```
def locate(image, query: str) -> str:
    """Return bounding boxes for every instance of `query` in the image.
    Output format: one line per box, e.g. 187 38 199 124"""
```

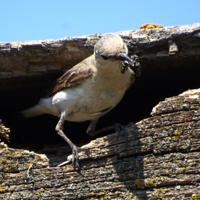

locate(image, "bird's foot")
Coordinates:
58 145 89 169
71 145 89 169
114 122 134 146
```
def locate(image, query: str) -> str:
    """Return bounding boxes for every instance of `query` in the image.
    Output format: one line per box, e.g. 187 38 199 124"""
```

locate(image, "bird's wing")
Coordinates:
46 58 94 97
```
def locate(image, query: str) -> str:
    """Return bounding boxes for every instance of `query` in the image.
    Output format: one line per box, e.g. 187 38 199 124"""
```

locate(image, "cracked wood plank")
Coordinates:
1 88 200 199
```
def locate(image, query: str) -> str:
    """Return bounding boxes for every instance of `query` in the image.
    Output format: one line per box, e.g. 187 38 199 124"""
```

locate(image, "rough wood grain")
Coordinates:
1 88 200 199
0 23 200 90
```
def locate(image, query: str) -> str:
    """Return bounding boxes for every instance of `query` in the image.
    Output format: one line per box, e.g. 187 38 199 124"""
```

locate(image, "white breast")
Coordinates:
38 61 134 122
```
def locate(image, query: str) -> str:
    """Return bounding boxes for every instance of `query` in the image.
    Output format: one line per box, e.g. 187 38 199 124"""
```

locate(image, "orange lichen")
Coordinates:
25 163 32 167
36 192 40 196
40 188 44 192
135 163 139 167
140 23 163 29
129 173 134 178
175 130 179 135
90 192 95 195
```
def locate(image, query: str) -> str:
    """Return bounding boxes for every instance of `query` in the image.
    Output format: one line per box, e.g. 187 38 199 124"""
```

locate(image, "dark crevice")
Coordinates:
0 53 200 165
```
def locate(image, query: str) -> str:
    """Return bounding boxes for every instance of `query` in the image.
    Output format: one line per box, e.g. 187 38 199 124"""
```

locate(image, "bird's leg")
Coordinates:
87 124 115 136
87 119 134 146
56 112 88 169
114 122 134 145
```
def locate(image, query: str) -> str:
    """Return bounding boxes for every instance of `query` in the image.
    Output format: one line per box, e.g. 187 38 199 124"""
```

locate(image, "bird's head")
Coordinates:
94 34 128 60
94 34 141 76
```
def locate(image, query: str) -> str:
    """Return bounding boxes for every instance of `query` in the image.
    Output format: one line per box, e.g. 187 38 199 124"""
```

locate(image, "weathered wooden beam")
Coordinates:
1 88 200 199
0 23 200 80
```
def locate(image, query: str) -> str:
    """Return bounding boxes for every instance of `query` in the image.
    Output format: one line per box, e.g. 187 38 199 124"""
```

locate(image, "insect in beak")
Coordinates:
119 54 141 76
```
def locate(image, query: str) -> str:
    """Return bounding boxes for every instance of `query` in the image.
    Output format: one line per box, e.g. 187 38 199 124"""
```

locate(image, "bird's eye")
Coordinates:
101 55 109 60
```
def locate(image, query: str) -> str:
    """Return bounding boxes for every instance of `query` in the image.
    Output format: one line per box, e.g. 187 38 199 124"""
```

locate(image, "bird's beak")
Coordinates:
120 53 134 63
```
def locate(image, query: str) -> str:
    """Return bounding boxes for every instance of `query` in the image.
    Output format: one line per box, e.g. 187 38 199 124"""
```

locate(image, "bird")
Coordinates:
21 33 141 169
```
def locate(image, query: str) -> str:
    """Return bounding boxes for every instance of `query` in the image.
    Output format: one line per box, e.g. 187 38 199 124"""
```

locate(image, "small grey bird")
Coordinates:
21 34 141 168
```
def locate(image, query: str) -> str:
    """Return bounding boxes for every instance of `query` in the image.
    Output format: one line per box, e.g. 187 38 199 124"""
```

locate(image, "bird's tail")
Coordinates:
21 105 44 118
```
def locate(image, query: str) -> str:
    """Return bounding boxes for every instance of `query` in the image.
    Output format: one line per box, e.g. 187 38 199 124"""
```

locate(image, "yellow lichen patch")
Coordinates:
0 188 5 193
154 189 166 198
104 195 111 199
170 153 174 156
135 178 144 186
26 163 32 167
90 198 94 200
13 165 17 168
40 188 44 192
17 154 22 158
36 192 40 196
175 130 179 135
135 163 139 167
0 159 6 163
148 177 157 185
191 193 200 199
168 137 172 141
127 195 133 199
140 23 163 29
2 183 5 186
129 173 134 177
90 192 95 195
115 191 119 195
161 189 166 194
99 191 106 195
162 169 169 174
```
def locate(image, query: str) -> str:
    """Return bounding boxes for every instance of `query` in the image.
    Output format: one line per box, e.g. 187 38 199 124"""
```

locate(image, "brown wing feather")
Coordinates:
46 63 93 97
